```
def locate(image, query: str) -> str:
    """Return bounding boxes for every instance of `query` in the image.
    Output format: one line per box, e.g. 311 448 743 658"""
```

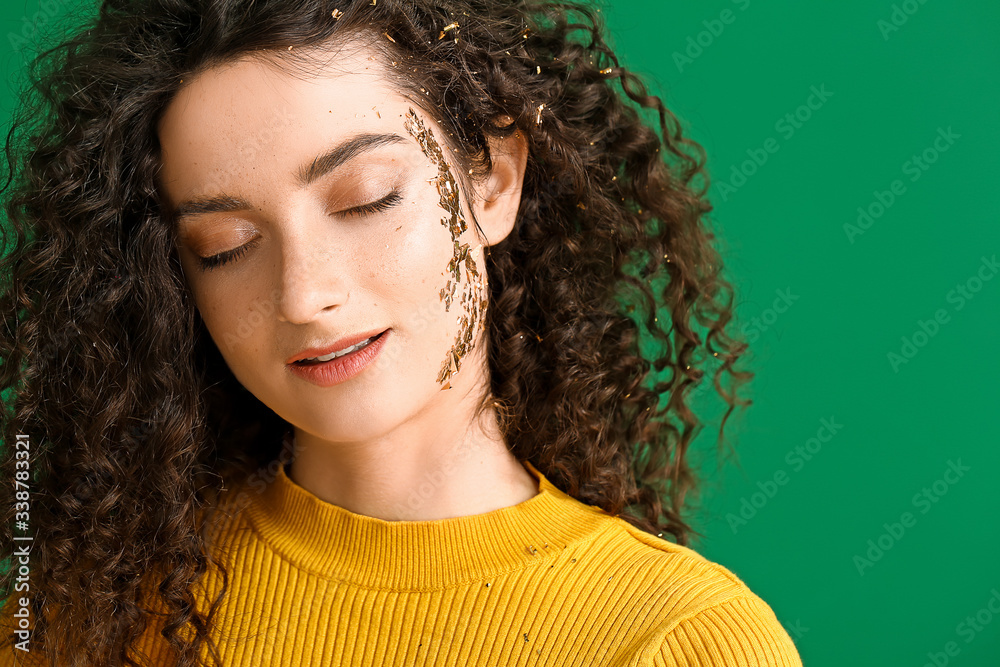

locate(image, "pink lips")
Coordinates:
286 328 390 365
286 329 390 387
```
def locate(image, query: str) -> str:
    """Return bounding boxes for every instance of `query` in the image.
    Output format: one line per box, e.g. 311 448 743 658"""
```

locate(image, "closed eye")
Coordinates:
197 237 262 271
195 188 405 271
337 189 404 217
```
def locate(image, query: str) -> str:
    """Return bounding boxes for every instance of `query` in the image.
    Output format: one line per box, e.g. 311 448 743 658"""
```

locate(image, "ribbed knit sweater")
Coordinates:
2 461 803 666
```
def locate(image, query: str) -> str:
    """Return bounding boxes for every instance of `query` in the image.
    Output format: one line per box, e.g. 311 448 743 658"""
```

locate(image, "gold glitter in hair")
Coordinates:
403 108 489 390
438 22 459 40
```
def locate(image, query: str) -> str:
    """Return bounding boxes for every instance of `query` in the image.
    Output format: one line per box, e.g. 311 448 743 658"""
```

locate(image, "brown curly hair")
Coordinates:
0 0 754 663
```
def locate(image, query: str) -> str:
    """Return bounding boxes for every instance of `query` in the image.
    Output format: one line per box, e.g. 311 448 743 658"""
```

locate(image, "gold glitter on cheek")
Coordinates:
403 108 489 390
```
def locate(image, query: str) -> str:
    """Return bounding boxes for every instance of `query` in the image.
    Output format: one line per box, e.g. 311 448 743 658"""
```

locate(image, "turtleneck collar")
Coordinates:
242 460 613 591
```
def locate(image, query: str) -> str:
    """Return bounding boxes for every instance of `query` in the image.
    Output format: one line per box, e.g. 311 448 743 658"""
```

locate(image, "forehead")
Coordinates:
156 43 426 195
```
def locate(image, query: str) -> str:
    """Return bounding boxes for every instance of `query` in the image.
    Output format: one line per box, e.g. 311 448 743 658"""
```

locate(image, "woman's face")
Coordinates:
157 43 522 444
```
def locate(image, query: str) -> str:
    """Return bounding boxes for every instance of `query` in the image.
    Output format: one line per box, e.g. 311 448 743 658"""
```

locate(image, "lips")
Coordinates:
286 329 389 365
286 328 391 387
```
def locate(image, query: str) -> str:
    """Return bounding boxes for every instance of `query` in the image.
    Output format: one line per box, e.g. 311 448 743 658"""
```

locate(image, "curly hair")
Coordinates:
0 0 754 663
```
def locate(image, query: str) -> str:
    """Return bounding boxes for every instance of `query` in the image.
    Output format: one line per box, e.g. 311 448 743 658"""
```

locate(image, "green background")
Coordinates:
2 1 998 665
597 1 1000 666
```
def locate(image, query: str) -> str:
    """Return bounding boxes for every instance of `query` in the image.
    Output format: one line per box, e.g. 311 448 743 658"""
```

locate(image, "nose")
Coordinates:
274 226 349 324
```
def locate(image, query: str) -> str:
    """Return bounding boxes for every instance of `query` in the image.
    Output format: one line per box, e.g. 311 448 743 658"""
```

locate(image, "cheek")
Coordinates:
191 278 273 362
378 196 458 297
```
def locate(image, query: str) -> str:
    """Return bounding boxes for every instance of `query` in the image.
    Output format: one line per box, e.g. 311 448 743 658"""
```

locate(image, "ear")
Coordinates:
470 125 528 247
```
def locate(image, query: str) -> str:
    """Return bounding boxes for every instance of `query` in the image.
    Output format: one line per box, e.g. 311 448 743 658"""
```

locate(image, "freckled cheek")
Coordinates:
189 281 262 346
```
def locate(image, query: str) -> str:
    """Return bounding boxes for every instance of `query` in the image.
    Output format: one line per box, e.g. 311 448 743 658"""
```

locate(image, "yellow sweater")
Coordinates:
3 461 803 666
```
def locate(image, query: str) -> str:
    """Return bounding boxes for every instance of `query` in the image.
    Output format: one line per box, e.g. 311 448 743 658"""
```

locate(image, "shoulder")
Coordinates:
584 517 804 666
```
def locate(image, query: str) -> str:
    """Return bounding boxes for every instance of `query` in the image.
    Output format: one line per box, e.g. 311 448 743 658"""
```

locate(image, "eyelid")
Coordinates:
179 223 256 251
196 235 262 271
334 188 404 217
194 187 405 271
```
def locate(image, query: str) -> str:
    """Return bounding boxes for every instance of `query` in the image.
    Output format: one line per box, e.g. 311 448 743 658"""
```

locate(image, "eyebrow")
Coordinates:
170 132 409 223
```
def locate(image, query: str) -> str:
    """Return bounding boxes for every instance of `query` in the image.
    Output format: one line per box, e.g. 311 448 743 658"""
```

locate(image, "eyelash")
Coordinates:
196 189 405 271
341 189 404 218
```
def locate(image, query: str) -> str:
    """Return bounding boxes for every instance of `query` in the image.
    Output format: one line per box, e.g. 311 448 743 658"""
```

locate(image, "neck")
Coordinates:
287 396 538 522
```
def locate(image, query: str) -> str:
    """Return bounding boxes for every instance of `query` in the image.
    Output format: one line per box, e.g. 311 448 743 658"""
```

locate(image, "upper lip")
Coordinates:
286 328 388 364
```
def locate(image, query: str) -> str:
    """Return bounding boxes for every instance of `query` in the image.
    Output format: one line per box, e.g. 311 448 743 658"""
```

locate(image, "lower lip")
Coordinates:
287 330 390 387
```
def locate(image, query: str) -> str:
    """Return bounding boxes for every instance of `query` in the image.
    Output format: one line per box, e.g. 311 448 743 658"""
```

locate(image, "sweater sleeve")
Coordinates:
653 595 803 667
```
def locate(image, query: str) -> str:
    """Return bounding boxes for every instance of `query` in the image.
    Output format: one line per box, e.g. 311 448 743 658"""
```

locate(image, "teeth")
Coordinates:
305 336 373 363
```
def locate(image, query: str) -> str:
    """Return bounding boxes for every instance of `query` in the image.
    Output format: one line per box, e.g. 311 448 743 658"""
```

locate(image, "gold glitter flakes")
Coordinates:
331 8 343 19
403 108 489 389
383 31 395 43
535 103 545 126
438 22 459 39
600 67 613 74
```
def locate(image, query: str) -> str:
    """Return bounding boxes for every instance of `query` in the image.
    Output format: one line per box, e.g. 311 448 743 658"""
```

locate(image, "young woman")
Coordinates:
0 0 803 665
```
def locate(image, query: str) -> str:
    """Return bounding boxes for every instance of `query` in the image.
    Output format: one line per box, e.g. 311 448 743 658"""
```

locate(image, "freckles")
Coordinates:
403 108 489 391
